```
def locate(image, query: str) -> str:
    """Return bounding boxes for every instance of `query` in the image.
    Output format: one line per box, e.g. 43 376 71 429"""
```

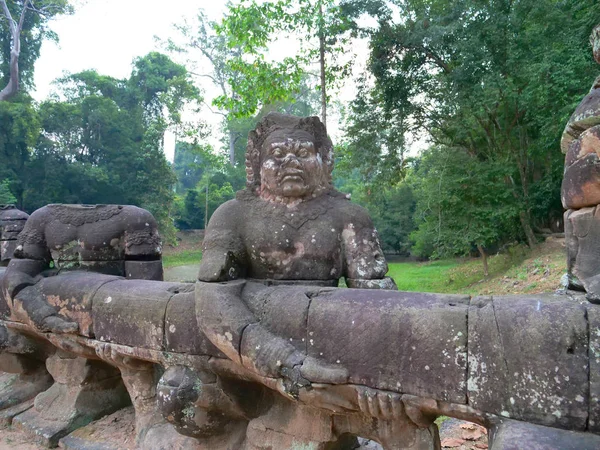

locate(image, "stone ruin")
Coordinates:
2 28 600 450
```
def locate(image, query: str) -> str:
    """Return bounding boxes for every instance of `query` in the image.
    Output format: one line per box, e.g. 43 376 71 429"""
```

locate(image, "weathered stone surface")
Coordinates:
164 290 222 356
562 153 600 209
124 260 164 281
307 289 469 403
565 125 600 168
13 353 130 447
563 207 600 297
92 280 183 350
562 86 600 154
30 272 120 337
586 303 600 432
58 406 136 450
468 295 588 430
488 418 600 450
0 397 33 428
0 368 52 411
243 283 313 353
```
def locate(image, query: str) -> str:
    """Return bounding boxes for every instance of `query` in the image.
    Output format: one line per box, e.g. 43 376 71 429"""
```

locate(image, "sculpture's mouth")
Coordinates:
281 169 304 183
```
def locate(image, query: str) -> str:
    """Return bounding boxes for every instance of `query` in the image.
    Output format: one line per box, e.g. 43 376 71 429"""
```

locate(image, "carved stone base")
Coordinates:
245 396 358 450
0 397 33 428
13 353 129 447
0 368 52 411
489 418 600 450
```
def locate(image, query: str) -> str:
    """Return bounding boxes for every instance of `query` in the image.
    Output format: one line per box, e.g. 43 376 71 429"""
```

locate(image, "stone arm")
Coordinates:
341 206 397 290
197 203 346 396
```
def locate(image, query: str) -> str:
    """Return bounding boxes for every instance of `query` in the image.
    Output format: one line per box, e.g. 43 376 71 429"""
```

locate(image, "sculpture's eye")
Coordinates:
298 148 309 158
272 148 284 158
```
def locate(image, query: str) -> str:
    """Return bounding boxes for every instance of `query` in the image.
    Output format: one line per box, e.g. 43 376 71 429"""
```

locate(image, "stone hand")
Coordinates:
95 342 151 371
356 386 405 420
15 285 78 334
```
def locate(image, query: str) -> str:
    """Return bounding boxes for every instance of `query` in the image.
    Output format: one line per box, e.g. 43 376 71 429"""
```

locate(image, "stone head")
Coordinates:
245 113 333 201
591 24 600 64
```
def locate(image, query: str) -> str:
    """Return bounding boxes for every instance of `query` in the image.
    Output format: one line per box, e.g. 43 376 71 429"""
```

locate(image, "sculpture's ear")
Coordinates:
246 130 261 193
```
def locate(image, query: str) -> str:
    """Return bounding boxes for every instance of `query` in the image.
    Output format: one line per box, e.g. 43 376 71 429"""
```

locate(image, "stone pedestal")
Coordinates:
12 352 129 447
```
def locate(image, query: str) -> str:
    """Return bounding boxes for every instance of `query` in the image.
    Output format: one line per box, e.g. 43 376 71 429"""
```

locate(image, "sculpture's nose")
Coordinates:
283 153 301 168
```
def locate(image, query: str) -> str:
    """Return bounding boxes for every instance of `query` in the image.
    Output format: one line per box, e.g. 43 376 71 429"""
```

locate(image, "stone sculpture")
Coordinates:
0 204 163 445
2 69 600 448
562 24 600 300
0 204 29 268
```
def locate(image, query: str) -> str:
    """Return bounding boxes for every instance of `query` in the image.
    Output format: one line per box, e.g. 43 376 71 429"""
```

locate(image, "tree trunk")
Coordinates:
318 0 327 129
519 210 537 248
205 182 209 229
0 0 28 102
229 129 235 166
477 244 489 277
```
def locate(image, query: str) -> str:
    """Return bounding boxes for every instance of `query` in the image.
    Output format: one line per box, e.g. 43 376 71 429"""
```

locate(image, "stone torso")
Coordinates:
239 193 345 281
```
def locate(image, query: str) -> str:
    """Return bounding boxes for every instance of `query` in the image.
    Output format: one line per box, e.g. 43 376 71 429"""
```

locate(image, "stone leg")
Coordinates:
12 351 130 447
245 395 358 450
0 325 53 426
333 412 439 450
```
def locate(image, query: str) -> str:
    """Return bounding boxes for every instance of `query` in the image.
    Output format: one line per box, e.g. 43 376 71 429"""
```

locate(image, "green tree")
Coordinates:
216 0 356 127
410 147 519 275
0 179 16 204
348 0 600 248
28 53 200 241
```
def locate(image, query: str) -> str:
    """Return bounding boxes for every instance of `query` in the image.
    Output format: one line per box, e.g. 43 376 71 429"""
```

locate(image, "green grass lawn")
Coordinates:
162 249 203 268
387 260 460 292
388 245 531 294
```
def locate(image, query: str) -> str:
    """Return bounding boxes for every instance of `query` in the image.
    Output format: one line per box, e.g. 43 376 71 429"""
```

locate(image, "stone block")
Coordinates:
248 284 313 353
468 295 588 430
565 125 600 167
92 280 182 350
489 418 600 450
124 260 164 281
164 290 223 356
561 153 600 209
586 304 600 432
307 289 469 403
564 207 600 297
0 239 17 264
0 398 33 428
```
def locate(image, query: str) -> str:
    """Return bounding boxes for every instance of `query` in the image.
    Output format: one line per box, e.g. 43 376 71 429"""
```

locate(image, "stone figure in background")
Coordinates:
562 23 600 301
0 205 29 267
1 204 163 333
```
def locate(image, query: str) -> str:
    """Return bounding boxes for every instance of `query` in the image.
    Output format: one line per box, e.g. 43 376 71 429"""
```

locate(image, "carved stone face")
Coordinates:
259 129 326 200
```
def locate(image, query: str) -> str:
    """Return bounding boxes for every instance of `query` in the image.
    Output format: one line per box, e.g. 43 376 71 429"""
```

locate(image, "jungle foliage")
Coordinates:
1 0 599 261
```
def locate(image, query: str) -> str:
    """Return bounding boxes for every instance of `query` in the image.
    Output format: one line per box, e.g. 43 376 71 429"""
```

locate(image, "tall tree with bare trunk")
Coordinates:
0 0 72 101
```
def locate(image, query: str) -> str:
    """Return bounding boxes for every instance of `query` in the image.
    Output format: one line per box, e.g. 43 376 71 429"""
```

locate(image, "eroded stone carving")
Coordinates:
562 24 600 301
0 204 165 445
